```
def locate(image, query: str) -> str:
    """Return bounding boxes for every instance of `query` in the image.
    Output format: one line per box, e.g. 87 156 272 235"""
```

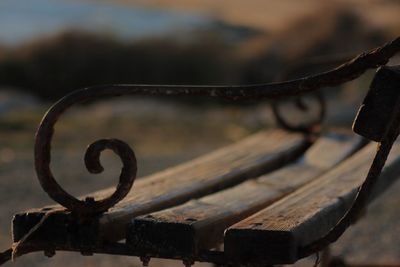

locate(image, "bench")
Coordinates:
1 37 400 266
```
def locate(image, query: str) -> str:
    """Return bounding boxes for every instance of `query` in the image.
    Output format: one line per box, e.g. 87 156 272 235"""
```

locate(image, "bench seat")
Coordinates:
224 141 400 265
13 129 309 245
126 133 363 258
13 130 400 266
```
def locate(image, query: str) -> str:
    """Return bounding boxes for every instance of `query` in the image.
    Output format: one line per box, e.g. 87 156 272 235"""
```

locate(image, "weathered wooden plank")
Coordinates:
224 142 400 265
126 133 364 257
13 129 309 245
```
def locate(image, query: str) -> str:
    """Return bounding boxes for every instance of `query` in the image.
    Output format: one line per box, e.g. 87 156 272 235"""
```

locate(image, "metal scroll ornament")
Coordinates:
272 92 325 133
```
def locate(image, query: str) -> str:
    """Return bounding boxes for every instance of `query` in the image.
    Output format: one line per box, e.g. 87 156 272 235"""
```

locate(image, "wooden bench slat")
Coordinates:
224 141 400 265
126 133 363 257
13 129 309 244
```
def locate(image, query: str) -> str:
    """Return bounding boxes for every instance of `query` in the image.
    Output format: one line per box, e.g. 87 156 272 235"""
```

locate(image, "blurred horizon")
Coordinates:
0 0 399 101
0 0 229 46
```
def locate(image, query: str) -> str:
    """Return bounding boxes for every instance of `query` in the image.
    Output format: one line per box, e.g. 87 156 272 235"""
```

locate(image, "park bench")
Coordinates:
1 37 400 266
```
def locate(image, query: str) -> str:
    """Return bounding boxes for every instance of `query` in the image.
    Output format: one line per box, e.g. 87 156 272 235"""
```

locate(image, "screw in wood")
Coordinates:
140 256 151 266
183 259 194 267
44 249 55 258
80 250 94 256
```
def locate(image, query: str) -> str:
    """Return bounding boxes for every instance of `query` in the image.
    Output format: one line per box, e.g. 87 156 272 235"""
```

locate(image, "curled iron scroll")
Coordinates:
272 92 325 133
35 92 138 216
33 37 400 217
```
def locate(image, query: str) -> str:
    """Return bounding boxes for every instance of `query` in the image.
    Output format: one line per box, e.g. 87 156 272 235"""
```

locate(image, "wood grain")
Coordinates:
13 129 309 244
126 133 363 257
224 141 400 265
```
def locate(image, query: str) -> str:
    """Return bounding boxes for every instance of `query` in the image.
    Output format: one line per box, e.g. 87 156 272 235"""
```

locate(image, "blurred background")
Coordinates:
0 0 400 266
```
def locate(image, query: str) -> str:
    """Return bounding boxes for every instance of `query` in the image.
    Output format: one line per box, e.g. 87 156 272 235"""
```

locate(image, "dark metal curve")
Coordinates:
298 69 400 258
35 90 138 215
272 92 325 133
34 37 400 216
299 110 400 257
83 139 137 214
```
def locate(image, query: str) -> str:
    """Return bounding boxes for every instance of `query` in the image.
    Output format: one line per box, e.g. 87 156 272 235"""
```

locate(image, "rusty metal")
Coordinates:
1 37 400 265
299 65 400 258
272 92 325 133
36 135 137 216
4 241 229 266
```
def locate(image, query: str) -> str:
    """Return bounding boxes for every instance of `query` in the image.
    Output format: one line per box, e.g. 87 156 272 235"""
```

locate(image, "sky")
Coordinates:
0 0 210 45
